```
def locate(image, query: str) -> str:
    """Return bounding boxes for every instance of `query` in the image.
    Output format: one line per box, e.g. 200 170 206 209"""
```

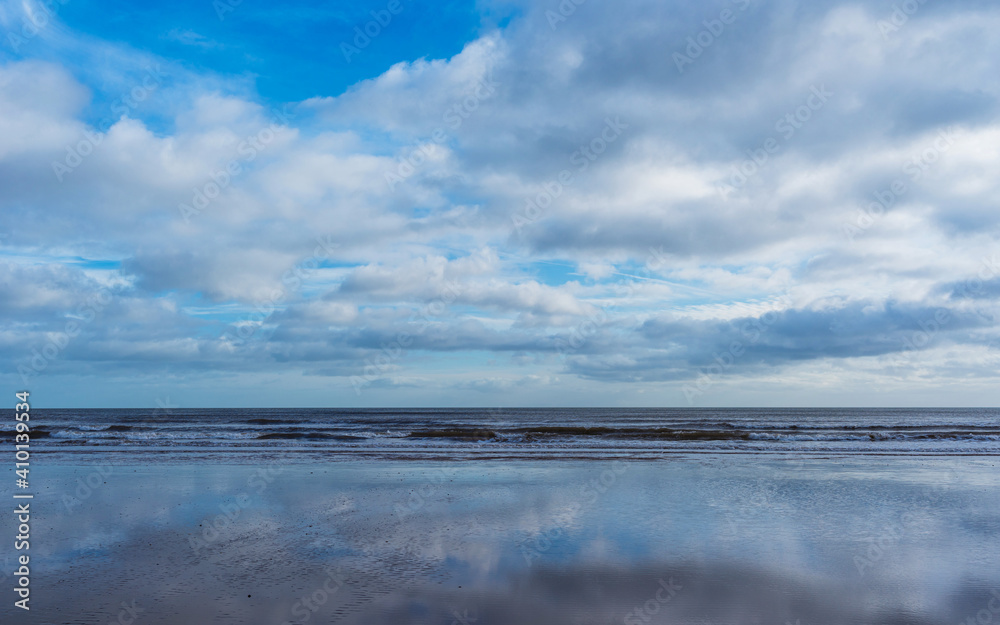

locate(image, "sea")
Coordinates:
22 407 1000 461
7 407 1000 624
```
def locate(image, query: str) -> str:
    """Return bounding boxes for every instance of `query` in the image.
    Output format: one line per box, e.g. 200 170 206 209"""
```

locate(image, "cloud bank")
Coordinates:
2 0 999 407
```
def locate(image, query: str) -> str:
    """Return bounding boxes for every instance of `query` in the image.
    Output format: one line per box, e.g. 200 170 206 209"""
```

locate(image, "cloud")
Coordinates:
2 0 1000 405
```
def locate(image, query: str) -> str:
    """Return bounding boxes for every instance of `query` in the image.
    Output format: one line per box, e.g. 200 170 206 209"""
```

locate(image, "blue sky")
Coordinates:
2 0 1000 408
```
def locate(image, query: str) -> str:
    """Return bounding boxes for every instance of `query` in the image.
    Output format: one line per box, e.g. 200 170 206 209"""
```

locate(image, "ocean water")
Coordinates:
6 409 1000 623
21 407 1000 461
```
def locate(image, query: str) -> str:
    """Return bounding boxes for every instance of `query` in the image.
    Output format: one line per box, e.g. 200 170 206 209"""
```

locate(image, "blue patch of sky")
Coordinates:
39 0 487 113
530 260 583 287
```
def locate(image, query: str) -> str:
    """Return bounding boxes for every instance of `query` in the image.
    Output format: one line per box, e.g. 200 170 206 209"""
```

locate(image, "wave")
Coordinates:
16 408 1000 458
21 428 51 438
511 426 752 440
400 425 1000 443
408 429 499 440
256 432 365 441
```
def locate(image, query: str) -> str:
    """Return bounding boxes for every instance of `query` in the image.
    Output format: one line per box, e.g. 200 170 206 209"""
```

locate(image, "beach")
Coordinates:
7 0 1000 621
5 455 999 624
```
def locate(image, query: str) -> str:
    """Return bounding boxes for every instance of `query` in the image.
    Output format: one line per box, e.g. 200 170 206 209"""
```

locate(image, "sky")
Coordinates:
1 0 999 408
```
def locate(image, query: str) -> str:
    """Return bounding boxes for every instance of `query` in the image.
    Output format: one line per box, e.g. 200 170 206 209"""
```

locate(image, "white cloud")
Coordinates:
3 0 1000 405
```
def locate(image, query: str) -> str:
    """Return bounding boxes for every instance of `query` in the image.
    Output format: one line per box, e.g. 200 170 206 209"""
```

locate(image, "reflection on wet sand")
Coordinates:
7 457 999 624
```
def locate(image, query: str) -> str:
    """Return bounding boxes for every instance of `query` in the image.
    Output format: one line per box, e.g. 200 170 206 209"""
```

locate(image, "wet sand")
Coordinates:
4 456 1000 624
